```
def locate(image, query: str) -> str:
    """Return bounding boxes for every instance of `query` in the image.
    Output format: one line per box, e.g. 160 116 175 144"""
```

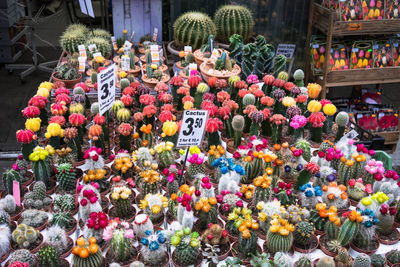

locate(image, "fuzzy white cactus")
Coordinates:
0 224 10 257
0 195 16 214
133 214 154 240
218 172 241 194
78 184 102 223
177 205 194 230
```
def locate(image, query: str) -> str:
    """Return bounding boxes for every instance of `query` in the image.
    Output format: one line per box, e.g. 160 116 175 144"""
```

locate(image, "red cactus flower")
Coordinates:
170 76 184 87
238 89 249 99
55 93 71 105
177 86 190 96
93 113 105 125
270 114 287 125
118 123 133 136
130 81 141 92
22 106 40 118
161 104 175 113
182 95 194 104
206 118 222 133
133 112 144 122
69 113 86 127
28 95 48 109
308 112 326 128
243 105 257 116
320 99 332 107
218 106 231 120
158 93 173 104
262 108 271 119
16 129 36 144
201 101 218 117
139 94 156 105
263 75 275 85
253 89 264 98
208 76 217 87
122 86 134 96
51 103 68 116
217 91 230 103
295 94 308 103
159 110 175 123
222 100 238 111
305 162 320 174
188 75 201 88
74 82 90 93
49 116 66 127
273 79 285 88
142 105 157 118
215 79 227 89
260 96 274 107
54 87 70 96
154 82 169 94
119 95 131 106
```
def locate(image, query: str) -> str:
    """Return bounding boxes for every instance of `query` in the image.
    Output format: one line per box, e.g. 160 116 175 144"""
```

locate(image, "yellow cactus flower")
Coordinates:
323 103 337 116
162 121 178 136
183 101 193 110
281 96 296 107
119 71 127 78
151 205 161 214
25 118 41 132
45 123 63 138
38 81 53 92
307 100 322 113
37 87 49 98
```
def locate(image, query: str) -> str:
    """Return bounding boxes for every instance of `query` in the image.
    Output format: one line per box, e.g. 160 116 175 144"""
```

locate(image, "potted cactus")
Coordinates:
7 249 35 266
102 219 137 265
23 181 52 210
77 183 102 223
52 62 82 88
16 129 37 160
37 244 64 266
45 225 73 257
11 224 43 252
72 236 104 267
138 230 170 266
138 193 168 226
265 215 294 254
110 185 135 221
171 228 202 267
201 224 230 261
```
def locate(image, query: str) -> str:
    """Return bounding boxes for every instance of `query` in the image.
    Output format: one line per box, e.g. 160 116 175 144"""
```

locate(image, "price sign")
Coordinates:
152 28 158 42
78 44 86 58
177 110 208 147
121 55 130 71
123 40 133 49
184 46 192 55
88 44 97 52
13 181 20 206
188 63 197 71
111 36 117 50
276 44 296 59
93 52 102 58
98 64 116 115
78 57 86 73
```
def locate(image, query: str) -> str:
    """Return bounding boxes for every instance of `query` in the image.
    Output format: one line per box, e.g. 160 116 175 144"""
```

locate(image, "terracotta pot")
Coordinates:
60 236 74 258
257 228 267 240
376 227 400 245
193 49 205 66
17 216 48 231
101 195 110 213
315 229 325 236
349 198 359 207
138 251 170 267
199 60 241 82
73 159 85 167
9 205 23 222
386 251 400 266
11 233 43 253
65 217 78 236
294 235 319 253
88 59 111 68
142 74 170 89
171 250 203 267
319 234 337 257
52 72 82 89
225 138 247 154
350 240 379 255
108 206 136 223
105 247 138 267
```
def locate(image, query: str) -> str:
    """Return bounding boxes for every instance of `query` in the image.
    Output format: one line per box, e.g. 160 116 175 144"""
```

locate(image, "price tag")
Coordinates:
151 51 160 63
188 63 197 71
123 47 130 55
124 40 133 49
177 110 208 147
184 46 192 55
211 48 219 61
13 181 20 206
312 44 320 49
78 57 86 73
93 52 102 58
98 64 116 115
88 44 97 52
152 27 158 42
121 55 130 71
111 36 117 50
78 44 87 58
276 44 296 59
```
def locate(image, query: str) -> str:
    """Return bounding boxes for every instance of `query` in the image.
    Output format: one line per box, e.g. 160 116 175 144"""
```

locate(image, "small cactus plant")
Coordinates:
37 244 60 267
171 228 201 266
11 224 40 249
72 237 103 267
386 249 400 265
110 186 134 220
2 169 21 195
297 256 312 267
265 215 294 253
370 254 385 267
23 181 52 210
56 163 77 192
335 111 349 141
294 221 315 247
8 249 35 266
352 253 371 267
317 256 335 267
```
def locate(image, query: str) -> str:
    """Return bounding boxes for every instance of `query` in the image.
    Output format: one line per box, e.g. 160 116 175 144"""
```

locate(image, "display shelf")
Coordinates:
305 2 400 98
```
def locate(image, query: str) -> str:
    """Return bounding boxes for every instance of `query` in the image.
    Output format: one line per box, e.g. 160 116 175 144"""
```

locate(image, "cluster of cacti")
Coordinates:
170 228 201 266
180 52 195 68
213 5 254 43
20 209 48 228
286 204 310 224
370 253 385 267
55 62 80 80
52 194 75 212
139 230 168 265
45 225 70 255
173 12 216 50
294 221 315 247
23 181 52 209
12 224 40 249
154 142 174 169
111 186 134 219
72 237 103 267
60 24 88 54
37 244 60 266
194 197 218 230
335 247 353 267
273 54 288 77
85 36 112 58
187 153 206 179
8 249 35 266
2 169 21 195
201 224 228 246
55 163 77 192
265 215 294 253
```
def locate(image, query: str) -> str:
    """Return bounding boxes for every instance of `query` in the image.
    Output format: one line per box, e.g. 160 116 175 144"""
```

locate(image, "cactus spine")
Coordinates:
56 163 76 192
297 256 312 267
266 229 293 253
2 169 21 195
337 219 359 246
111 229 133 262
324 220 340 240
353 253 371 267
37 244 60 267
173 12 216 50
238 230 258 256
294 221 315 246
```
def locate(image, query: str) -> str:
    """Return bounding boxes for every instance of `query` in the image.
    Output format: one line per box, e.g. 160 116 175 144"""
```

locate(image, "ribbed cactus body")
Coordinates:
254 43 275 78
241 43 257 78
377 213 394 235
324 221 339 240
197 206 218 231
309 210 325 231
115 198 132 219
9 249 35 266
56 163 76 192
214 5 254 43
111 230 132 262
37 244 60 267
0 209 10 225
60 30 86 54
353 225 374 249
297 257 312 267
266 230 293 253
242 158 263 184
32 159 51 186
188 163 205 179
142 182 158 196
173 12 216 50
273 54 287 78
85 36 112 58
32 181 46 200
238 231 258 256
296 140 311 162
353 253 371 267
370 254 385 267
337 162 359 185
73 250 103 267
229 34 243 66
174 243 200 266
252 187 270 209
3 169 21 195
294 221 314 246
158 151 174 170
338 219 358 246
387 250 400 264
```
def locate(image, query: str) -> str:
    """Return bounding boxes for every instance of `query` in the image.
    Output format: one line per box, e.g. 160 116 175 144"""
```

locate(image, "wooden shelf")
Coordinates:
312 3 400 36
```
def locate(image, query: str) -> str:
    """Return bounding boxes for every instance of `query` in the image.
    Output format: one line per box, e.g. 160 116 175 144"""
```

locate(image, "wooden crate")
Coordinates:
374 131 400 145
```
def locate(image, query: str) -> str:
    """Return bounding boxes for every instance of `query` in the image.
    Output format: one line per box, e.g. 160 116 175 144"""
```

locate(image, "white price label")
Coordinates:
78 44 86 58
111 36 117 50
177 110 208 147
188 63 197 71
78 56 86 73
124 40 133 49
98 64 116 115
211 48 219 61
123 47 130 55
92 52 102 58
121 55 130 71
88 44 97 52
276 44 296 59
184 46 192 55
152 28 158 42
151 51 160 63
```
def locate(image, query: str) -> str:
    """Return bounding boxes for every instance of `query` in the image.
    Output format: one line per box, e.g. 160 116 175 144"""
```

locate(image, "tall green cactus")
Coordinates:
56 163 77 192
111 229 133 262
229 34 244 66
2 169 21 195
214 5 254 43
337 219 359 246
273 54 287 78
238 231 258 256
115 198 132 219
31 158 51 187
241 43 257 78
173 12 216 50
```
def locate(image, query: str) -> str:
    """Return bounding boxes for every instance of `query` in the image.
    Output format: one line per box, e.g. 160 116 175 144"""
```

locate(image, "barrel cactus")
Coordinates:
387 249 400 265
85 36 112 58
173 12 216 50
60 25 87 54
265 216 294 253
294 221 315 246
37 244 60 266
297 256 312 267
56 163 77 192
171 228 201 266
316 256 335 267
214 5 254 43
370 254 385 267
353 253 371 267
8 249 35 266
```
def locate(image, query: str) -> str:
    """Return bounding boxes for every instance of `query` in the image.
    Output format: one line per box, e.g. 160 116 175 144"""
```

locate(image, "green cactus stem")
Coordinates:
3 169 21 195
